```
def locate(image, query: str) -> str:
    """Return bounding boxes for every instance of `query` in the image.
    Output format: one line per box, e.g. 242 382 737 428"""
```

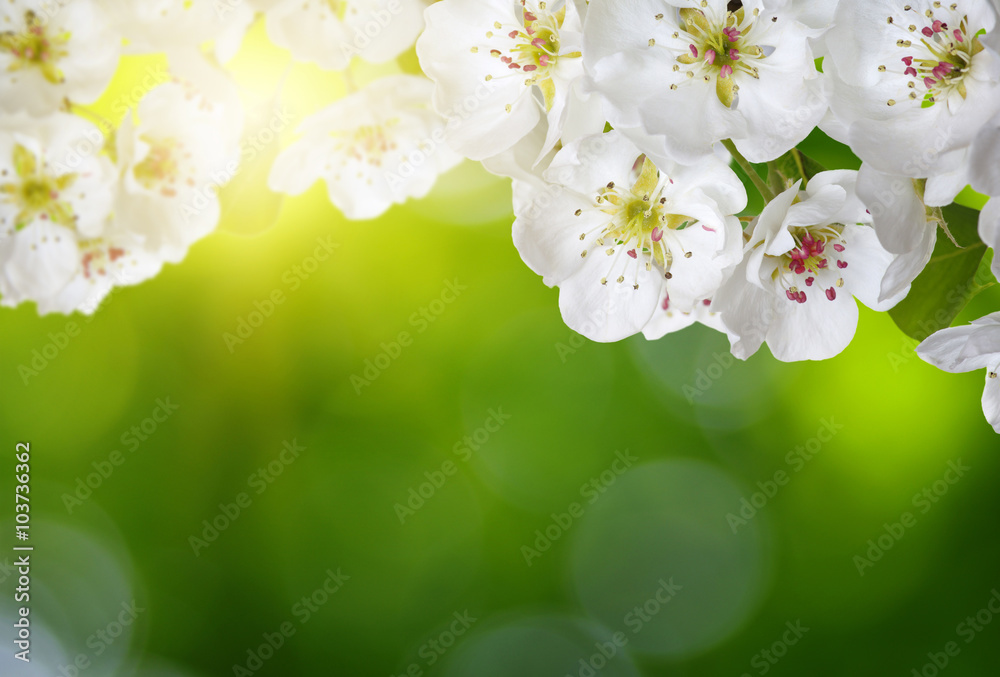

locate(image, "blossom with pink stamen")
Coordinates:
714 171 904 362
823 0 1000 207
511 131 745 342
418 0 600 162
584 0 826 163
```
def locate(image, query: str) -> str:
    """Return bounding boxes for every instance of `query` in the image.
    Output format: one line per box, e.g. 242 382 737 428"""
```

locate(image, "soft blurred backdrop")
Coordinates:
1 24 999 677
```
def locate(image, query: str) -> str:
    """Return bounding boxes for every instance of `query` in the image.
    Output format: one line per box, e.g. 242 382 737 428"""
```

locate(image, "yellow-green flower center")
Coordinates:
576 156 696 289
0 10 70 85
0 143 77 230
133 136 183 197
478 3 581 112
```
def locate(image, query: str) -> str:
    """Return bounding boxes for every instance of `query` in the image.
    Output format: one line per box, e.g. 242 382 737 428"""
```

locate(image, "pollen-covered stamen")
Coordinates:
881 3 982 107
79 241 128 280
476 0 581 113
666 5 766 107
575 156 697 291
330 120 400 170
770 224 850 304
0 143 79 231
133 136 200 198
0 10 71 85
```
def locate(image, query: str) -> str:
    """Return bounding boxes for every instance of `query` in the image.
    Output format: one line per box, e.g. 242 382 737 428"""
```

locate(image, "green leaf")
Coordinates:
767 148 826 192
955 185 989 211
889 204 989 340
796 128 861 171
973 248 996 291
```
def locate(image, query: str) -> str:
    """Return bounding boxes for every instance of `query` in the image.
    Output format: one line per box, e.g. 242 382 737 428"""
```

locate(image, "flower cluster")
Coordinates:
0 0 454 314
3 1 1000 432
0 0 249 313
418 0 1000 432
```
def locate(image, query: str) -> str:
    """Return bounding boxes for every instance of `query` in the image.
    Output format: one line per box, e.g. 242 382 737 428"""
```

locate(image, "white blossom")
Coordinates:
511 130 746 342
1 0 120 115
268 75 462 220
0 113 160 315
583 0 827 163
714 171 906 361
823 0 1000 206
417 0 601 162
115 72 242 264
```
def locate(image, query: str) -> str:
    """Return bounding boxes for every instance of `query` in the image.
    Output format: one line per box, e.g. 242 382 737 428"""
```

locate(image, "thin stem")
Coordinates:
722 139 776 203
64 99 115 134
343 68 359 94
766 160 787 195
791 148 807 187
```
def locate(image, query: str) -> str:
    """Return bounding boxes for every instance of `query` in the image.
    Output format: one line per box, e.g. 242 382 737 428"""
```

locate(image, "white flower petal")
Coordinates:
841 223 905 311
979 197 1000 281
418 0 586 160
765 287 859 361
269 75 461 220
917 315 1000 373
983 372 1000 433
558 249 663 342
513 130 744 341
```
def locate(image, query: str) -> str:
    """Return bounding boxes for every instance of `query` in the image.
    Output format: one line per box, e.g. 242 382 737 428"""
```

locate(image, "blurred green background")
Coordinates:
2 25 1000 677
